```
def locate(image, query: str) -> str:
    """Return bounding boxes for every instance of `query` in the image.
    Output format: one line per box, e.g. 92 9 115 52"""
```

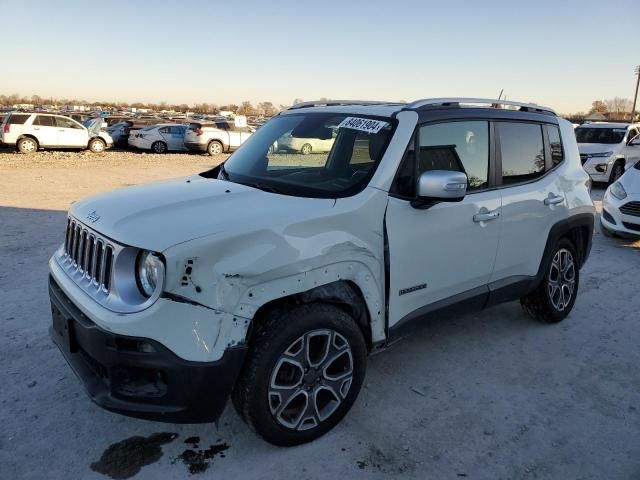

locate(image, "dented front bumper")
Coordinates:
49 275 247 423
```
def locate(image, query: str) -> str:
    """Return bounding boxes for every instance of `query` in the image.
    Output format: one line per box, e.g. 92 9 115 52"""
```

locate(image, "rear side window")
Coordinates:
498 122 545 185
547 125 564 166
7 114 30 125
33 115 55 127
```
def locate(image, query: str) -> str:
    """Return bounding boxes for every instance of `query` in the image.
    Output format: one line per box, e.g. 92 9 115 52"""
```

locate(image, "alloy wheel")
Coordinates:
268 329 354 431
547 248 575 311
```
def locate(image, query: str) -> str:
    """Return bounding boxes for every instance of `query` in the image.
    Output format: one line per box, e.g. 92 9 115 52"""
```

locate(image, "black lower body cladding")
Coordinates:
48 275 247 423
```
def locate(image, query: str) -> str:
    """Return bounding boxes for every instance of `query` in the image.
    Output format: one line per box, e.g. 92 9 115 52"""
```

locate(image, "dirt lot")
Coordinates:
1 149 639 480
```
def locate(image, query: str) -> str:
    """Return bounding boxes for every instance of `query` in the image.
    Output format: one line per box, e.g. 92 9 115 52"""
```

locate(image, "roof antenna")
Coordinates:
497 89 504 100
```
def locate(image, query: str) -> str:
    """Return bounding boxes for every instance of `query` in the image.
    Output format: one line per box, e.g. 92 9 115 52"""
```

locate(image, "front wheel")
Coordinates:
300 143 312 155
521 239 579 323
88 138 106 153
232 303 367 446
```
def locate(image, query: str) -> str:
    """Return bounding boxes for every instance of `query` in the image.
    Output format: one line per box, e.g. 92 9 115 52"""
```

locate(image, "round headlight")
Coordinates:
136 251 164 297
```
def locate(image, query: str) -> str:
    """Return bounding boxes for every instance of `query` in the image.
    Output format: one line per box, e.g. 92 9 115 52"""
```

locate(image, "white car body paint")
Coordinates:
50 104 594 367
128 124 188 151
601 161 640 237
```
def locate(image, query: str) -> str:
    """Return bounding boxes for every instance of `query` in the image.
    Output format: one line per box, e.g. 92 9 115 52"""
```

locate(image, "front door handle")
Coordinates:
473 209 500 223
544 194 564 206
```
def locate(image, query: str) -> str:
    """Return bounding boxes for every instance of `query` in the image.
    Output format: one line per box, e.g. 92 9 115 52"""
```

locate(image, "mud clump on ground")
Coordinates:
90 432 178 479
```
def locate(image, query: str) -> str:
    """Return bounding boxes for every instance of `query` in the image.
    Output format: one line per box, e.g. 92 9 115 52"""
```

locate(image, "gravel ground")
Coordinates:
1 150 639 480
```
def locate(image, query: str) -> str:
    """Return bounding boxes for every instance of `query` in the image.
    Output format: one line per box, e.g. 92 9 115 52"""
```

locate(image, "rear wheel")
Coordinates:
151 141 167 154
17 137 38 154
521 239 579 323
88 137 106 153
300 143 312 155
232 303 367 446
207 141 223 156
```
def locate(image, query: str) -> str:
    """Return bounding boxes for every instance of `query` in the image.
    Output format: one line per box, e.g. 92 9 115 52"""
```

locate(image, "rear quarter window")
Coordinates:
7 114 31 125
547 125 564 166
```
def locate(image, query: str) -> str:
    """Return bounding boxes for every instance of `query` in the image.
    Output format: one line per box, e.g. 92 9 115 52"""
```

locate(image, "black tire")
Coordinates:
17 137 38 154
608 161 625 184
88 137 106 153
207 141 224 156
300 143 312 155
521 238 579 323
151 141 167 154
232 303 367 446
600 220 616 238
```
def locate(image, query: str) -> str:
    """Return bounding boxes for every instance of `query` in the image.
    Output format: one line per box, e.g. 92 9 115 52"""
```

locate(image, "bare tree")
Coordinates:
589 100 608 114
237 101 256 116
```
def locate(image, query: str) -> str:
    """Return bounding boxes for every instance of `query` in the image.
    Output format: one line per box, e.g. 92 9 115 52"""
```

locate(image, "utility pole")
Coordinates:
632 65 640 122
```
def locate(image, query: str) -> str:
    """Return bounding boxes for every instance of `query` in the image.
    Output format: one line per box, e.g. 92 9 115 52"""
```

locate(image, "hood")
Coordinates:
70 175 335 251
577 143 620 155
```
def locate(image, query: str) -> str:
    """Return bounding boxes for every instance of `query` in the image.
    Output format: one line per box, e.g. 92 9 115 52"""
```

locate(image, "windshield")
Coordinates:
575 127 627 144
213 113 395 198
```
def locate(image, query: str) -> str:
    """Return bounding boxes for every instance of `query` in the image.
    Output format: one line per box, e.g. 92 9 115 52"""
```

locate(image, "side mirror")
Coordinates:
629 139 640 147
411 170 467 209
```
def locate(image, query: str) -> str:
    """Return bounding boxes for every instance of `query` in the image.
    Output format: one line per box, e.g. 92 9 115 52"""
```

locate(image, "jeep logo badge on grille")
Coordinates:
86 210 101 223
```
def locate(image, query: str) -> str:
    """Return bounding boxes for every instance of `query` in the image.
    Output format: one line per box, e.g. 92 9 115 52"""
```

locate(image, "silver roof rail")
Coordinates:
287 100 405 110
406 97 556 115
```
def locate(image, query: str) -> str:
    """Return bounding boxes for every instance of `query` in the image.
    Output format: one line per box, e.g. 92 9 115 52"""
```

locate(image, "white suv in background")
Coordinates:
0 112 113 153
49 98 595 447
576 122 640 184
184 119 253 155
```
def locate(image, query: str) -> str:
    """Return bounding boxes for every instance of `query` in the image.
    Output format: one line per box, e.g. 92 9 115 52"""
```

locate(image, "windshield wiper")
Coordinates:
242 181 289 195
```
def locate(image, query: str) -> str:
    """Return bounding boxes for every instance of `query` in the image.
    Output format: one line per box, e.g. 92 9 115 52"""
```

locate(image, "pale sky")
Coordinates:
1 0 638 113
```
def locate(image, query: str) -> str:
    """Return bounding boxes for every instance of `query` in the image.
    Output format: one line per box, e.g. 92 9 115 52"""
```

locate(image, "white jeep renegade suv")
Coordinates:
48 98 595 446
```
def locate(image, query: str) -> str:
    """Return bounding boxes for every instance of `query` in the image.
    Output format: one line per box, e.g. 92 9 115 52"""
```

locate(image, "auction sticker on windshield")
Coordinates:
338 117 389 134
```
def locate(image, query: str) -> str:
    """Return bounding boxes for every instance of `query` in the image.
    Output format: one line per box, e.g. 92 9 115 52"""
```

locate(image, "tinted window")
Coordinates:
7 114 30 125
419 121 489 190
55 116 82 129
547 125 563 166
575 127 626 144
171 126 186 134
158 127 170 134
33 115 55 127
499 123 545 185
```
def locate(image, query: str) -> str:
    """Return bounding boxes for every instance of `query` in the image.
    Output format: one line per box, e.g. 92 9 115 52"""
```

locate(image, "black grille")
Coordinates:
64 219 114 292
622 222 640 232
620 201 640 217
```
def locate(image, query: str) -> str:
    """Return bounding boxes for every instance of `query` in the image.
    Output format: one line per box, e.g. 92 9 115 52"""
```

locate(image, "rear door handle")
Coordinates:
544 194 564 206
473 209 500 223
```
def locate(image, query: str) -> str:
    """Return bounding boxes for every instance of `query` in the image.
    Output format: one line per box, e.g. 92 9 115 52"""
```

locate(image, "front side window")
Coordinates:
214 113 395 198
498 122 545 185
419 121 489 191
55 116 82 129
391 121 489 198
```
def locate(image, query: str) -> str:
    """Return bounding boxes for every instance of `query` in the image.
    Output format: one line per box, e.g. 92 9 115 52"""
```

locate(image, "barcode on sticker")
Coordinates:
338 117 388 134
